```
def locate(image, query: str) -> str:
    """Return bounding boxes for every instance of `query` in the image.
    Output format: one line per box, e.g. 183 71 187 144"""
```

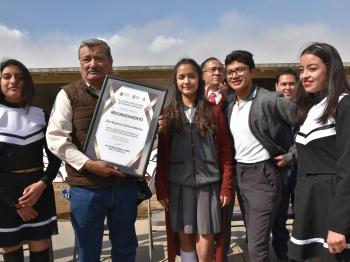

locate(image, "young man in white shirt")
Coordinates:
224 50 295 262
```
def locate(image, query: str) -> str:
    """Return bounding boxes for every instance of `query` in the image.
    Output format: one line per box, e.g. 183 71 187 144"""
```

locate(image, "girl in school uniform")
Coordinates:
155 58 233 262
288 43 350 262
0 59 61 262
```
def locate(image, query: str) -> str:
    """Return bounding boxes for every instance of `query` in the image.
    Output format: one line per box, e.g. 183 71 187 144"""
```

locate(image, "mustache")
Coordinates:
87 69 101 73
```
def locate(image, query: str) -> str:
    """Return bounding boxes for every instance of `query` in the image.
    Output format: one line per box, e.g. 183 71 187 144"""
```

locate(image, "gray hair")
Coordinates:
78 38 113 63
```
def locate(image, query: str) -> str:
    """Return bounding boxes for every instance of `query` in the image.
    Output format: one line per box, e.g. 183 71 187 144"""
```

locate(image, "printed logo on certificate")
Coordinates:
84 76 167 178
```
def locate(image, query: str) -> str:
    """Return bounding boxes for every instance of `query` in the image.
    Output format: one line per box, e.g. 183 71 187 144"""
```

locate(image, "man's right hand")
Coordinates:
84 160 126 178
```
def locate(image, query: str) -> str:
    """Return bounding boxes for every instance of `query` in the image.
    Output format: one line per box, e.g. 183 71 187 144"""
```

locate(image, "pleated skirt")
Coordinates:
169 182 221 235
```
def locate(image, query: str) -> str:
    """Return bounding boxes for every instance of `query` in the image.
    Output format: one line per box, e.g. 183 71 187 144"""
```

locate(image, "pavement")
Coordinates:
0 215 295 262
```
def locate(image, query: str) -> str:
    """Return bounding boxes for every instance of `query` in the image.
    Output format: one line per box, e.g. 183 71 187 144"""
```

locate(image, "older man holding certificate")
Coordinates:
46 38 138 262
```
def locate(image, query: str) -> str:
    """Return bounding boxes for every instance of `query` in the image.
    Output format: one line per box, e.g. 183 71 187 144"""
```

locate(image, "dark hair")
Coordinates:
295 42 350 124
166 58 213 136
275 68 299 84
78 38 113 63
0 59 35 107
224 50 255 69
200 57 222 69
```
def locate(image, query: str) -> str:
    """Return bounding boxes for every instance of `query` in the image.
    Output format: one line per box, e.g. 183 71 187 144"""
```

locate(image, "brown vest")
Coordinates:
63 79 133 187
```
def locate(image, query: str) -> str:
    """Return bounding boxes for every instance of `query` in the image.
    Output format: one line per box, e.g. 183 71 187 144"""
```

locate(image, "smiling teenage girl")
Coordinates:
288 43 350 262
0 59 61 262
155 58 233 262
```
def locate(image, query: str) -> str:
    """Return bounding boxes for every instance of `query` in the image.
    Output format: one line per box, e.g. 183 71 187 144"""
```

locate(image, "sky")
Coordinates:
1 0 350 68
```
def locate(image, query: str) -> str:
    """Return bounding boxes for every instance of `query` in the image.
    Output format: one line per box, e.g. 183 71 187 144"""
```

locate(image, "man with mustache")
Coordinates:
46 38 138 262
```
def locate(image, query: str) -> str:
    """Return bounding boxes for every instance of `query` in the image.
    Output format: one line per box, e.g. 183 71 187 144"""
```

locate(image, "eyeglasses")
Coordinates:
225 67 246 77
203 66 224 74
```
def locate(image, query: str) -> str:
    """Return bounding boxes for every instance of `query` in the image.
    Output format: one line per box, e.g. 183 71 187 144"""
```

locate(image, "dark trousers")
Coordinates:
236 160 281 262
272 173 297 260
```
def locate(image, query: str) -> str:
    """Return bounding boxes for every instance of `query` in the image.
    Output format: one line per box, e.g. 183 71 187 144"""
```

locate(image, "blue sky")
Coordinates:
1 0 350 68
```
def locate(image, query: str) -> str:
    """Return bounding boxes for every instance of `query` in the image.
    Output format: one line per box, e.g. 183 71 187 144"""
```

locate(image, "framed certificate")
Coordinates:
83 76 167 178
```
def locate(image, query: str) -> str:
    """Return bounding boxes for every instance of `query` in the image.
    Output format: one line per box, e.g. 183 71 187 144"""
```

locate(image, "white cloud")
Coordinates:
150 35 183 52
0 25 26 39
109 35 130 48
1 13 350 68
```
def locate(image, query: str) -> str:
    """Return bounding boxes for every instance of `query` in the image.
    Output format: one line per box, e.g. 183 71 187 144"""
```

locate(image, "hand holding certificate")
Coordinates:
84 160 126 178
84 76 167 177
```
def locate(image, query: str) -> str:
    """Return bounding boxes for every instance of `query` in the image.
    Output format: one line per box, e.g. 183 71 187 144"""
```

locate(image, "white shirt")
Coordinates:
184 104 196 123
230 100 270 163
46 89 90 171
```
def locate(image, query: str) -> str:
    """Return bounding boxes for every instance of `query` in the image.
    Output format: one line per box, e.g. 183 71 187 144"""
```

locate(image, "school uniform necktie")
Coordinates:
209 92 216 104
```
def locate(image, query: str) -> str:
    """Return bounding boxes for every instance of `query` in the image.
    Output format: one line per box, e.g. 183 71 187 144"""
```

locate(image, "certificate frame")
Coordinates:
83 75 167 178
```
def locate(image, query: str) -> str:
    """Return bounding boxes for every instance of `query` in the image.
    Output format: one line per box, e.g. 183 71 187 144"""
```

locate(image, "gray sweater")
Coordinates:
225 85 296 158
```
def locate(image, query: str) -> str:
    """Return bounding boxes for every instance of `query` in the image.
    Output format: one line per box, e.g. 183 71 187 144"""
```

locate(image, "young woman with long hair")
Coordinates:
288 43 350 261
0 59 61 262
155 58 233 262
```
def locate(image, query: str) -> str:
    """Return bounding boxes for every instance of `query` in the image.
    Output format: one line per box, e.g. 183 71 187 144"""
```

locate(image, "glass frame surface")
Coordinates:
84 75 167 178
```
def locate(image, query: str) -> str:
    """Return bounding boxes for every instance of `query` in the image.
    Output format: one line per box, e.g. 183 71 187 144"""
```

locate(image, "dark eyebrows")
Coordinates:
300 63 319 69
177 72 197 77
1 72 23 78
